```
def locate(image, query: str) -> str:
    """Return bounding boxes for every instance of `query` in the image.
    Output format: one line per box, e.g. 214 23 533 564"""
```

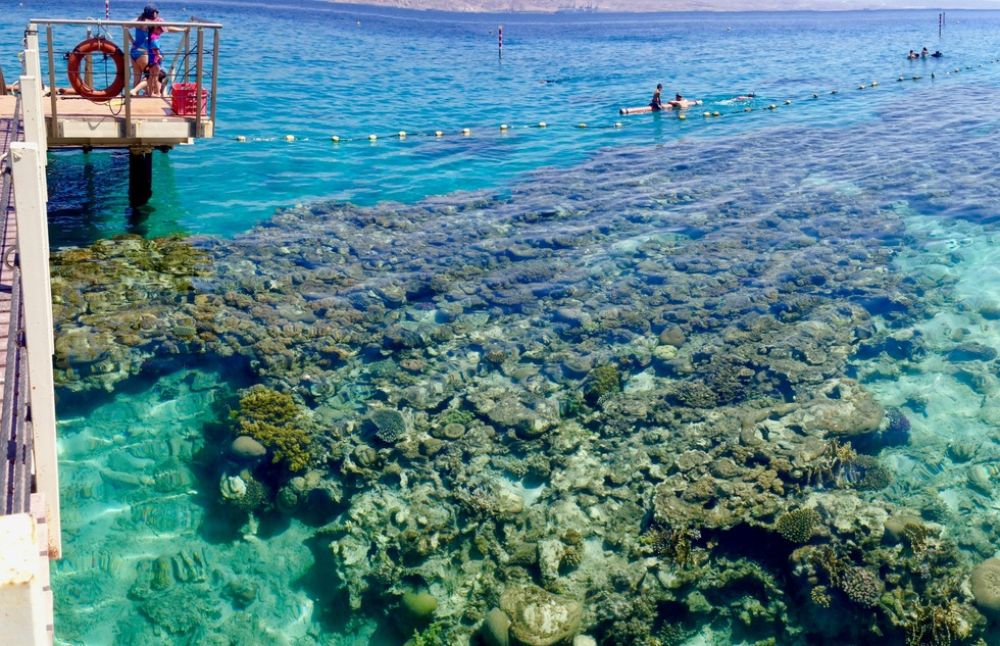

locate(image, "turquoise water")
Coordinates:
2 2 999 245
5 2 1000 644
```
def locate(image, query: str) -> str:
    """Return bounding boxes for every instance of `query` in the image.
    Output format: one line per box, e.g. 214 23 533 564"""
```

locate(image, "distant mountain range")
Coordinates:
330 0 1000 11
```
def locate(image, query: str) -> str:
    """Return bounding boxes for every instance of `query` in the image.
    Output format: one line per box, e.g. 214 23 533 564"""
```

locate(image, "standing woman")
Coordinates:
129 5 157 94
130 4 179 97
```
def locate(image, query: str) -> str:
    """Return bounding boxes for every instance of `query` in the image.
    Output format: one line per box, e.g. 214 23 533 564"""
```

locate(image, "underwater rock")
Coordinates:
230 435 267 459
402 590 438 618
219 474 248 500
482 607 511 646
883 514 924 544
971 558 1000 615
794 379 883 437
946 342 997 362
658 325 686 348
223 578 258 609
500 584 582 646
470 389 559 438
967 464 992 494
538 539 566 583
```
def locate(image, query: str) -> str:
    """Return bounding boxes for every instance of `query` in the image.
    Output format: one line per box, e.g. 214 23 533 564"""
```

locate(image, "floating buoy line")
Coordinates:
232 57 1000 146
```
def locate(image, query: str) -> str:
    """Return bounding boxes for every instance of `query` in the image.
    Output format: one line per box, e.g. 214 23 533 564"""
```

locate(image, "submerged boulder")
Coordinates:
500 584 581 646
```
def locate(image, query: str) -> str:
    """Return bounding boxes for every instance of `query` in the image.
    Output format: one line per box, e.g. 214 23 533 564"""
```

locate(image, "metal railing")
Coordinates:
0 99 33 518
28 18 222 138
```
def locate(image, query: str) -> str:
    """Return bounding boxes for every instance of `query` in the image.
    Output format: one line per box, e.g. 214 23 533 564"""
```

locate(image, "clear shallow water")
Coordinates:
2 1 1000 244
3 3 1000 645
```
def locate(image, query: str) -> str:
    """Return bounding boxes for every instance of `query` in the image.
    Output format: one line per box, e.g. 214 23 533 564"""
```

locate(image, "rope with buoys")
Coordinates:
231 55 1000 146
66 37 125 102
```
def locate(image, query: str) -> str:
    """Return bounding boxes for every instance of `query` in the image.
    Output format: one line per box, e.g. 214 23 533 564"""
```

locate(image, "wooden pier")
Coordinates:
0 96 57 646
0 19 221 204
0 17 221 644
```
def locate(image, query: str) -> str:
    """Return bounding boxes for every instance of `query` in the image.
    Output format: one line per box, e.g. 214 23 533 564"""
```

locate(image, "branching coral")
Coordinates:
584 363 622 405
775 508 821 543
839 566 883 608
234 386 312 472
803 440 892 490
641 526 703 566
904 600 974 646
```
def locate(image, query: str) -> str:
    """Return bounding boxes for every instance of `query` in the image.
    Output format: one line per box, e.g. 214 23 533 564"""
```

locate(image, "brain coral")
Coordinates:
971 558 1000 614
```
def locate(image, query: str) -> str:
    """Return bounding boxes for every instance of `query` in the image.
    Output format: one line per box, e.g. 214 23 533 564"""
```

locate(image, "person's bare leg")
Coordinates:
149 64 161 96
131 55 148 94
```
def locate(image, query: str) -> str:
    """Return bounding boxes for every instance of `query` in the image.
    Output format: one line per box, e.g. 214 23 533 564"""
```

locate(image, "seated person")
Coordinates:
921 47 929 58
650 83 664 110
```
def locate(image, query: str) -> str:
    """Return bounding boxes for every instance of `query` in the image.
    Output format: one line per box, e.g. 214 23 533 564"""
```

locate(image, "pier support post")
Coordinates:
0 514 50 646
128 146 153 206
9 142 60 559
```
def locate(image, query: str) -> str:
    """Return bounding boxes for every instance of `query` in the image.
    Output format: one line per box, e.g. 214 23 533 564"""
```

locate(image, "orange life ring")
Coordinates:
66 38 125 102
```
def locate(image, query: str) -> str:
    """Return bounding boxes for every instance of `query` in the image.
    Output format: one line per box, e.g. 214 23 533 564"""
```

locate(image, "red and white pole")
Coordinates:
105 0 110 19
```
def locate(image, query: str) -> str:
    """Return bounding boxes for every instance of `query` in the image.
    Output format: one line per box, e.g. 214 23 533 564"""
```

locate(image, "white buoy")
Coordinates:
398 131 407 139
614 122 622 128
235 135 246 142
284 134 295 142
500 124 509 131
577 123 587 129
744 107 752 112
768 104 777 110
538 121 547 128
678 114 686 121
369 134 377 141
871 80 878 86
784 99 792 104
462 128 472 136
331 135 340 143
712 111 720 117
435 130 444 137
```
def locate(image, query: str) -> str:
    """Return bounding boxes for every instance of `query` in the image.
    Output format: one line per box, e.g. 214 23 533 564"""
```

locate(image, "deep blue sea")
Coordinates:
4 2 1000 645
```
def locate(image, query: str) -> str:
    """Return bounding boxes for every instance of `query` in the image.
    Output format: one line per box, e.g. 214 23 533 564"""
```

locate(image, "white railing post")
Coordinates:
0 514 49 646
23 26 39 65
9 142 61 559
19 75 48 206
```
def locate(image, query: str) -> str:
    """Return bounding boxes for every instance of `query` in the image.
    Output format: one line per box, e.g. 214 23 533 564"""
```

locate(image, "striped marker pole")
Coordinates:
106 0 110 19
498 25 503 60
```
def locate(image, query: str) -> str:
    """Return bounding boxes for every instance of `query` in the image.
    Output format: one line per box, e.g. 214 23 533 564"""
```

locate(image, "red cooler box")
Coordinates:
171 83 208 116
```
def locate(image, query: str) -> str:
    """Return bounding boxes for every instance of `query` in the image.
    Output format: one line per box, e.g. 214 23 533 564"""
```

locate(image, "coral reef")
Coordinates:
47 107 1000 645
233 386 313 472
